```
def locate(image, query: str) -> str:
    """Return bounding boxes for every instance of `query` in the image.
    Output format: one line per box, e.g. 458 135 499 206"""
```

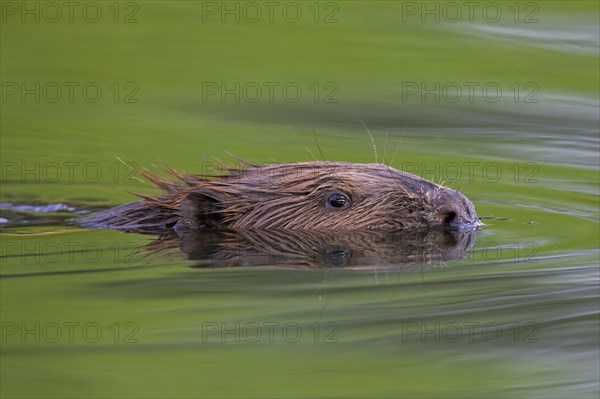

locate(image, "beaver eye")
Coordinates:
326 193 351 210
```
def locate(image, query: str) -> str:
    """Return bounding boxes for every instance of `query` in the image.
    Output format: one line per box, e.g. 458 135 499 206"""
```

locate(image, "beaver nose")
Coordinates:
440 208 483 230
433 188 482 230
445 213 484 230
443 211 457 224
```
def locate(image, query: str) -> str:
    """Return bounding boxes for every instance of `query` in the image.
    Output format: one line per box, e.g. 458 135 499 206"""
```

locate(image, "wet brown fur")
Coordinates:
78 161 480 233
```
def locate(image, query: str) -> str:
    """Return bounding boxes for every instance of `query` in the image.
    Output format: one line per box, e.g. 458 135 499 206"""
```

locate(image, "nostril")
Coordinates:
443 211 457 224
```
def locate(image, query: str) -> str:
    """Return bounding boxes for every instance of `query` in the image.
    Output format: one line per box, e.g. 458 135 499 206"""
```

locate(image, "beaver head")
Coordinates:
78 161 482 233
176 162 481 231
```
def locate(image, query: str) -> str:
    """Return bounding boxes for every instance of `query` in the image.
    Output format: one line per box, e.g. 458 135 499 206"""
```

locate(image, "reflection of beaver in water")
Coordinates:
147 228 478 269
79 161 482 233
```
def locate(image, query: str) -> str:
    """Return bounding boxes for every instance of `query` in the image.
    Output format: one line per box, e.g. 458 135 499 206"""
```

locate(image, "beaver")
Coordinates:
78 161 482 233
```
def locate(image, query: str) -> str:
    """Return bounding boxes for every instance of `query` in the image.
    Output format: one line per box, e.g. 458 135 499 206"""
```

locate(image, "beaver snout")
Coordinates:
443 212 484 230
431 188 483 230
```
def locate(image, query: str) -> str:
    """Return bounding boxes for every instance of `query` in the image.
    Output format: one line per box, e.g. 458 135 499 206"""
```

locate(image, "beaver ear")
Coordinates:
175 190 224 232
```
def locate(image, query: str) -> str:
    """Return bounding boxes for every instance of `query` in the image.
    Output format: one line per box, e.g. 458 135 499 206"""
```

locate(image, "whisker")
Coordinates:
312 126 328 163
389 118 408 167
304 145 319 162
312 126 339 180
382 131 389 166
353 113 378 164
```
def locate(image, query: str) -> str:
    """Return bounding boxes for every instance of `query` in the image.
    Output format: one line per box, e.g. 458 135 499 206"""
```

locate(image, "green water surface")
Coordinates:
1 1 599 398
